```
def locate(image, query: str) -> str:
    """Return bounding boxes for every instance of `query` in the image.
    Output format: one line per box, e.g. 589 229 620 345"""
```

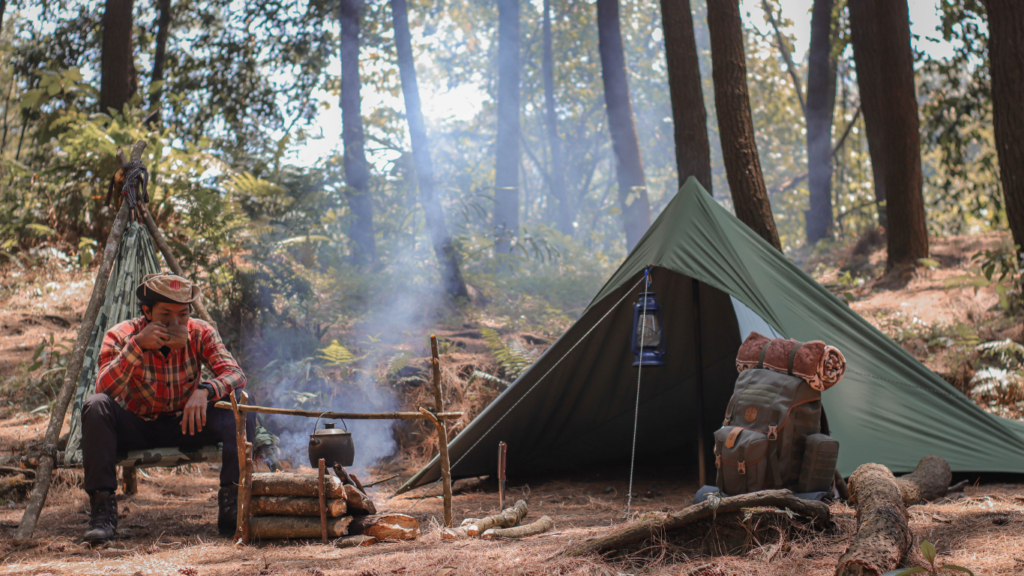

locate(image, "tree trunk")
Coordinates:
148 0 171 123
340 0 378 266
543 0 573 235
983 0 1024 257
390 0 468 299
596 0 651 251
804 0 837 244
0 0 8 37
493 0 521 253
659 0 712 193
706 0 781 250
848 0 928 269
100 0 139 114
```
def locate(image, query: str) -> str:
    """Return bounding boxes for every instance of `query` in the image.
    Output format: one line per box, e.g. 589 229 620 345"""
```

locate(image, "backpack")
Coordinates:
714 341 837 495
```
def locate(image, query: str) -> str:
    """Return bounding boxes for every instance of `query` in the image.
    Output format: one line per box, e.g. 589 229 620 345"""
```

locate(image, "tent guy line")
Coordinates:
626 268 653 515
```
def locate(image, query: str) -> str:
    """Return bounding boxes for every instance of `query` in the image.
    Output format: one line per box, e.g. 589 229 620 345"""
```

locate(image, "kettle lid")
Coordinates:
313 421 350 435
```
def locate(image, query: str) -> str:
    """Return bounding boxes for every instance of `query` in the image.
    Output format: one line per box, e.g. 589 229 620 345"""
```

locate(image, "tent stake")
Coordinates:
692 278 707 487
14 201 132 542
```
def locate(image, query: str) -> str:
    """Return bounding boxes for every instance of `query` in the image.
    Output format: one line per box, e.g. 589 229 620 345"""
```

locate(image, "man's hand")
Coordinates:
182 387 209 435
135 321 170 350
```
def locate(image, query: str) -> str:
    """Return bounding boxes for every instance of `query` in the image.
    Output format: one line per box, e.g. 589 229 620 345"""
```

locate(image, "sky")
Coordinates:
293 0 961 166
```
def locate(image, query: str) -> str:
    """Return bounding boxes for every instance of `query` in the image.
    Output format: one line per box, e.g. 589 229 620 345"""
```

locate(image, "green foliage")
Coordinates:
317 339 356 367
481 326 537 381
893 539 974 576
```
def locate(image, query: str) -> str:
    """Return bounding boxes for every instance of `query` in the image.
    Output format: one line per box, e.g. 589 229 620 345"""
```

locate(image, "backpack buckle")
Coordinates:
767 425 778 441
737 461 746 475
715 454 721 469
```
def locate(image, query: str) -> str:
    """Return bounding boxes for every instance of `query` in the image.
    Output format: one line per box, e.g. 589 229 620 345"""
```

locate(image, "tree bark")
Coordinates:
335 534 378 547
659 0 712 193
391 0 468 299
250 496 348 517
983 0 1024 257
252 472 346 499
848 0 928 269
348 514 421 540
148 0 171 123
100 0 139 114
596 0 651 251
493 0 521 253
250 515 352 540
543 0 573 235
835 464 914 576
804 0 837 243
0 0 8 38
895 455 951 506
706 0 781 251
340 0 378 265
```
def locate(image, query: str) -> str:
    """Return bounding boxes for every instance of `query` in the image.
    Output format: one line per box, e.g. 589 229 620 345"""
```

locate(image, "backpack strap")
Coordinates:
766 408 783 488
757 341 771 369
736 445 747 494
787 342 804 375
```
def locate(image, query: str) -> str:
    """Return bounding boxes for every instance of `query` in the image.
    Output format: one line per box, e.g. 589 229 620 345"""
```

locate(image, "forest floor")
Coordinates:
1 231 1023 575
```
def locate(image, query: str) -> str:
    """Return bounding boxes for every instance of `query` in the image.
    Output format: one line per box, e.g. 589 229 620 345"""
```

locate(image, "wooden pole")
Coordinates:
139 203 215 326
213 401 462 421
14 201 132 543
418 408 453 528
243 441 253 544
318 458 328 544
429 335 453 527
230 391 249 543
691 278 707 487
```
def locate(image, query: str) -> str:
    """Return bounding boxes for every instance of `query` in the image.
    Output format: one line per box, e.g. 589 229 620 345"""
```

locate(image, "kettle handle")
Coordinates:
312 412 329 434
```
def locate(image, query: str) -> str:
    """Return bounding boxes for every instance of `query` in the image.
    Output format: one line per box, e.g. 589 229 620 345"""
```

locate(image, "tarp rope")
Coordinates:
625 267 651 515
406 273 648 510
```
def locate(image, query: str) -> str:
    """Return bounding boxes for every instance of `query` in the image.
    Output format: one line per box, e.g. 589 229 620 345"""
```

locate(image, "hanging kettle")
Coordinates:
308 417 355 468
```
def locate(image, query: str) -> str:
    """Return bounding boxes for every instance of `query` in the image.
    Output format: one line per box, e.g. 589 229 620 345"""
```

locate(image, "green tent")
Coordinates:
398 178 1024 493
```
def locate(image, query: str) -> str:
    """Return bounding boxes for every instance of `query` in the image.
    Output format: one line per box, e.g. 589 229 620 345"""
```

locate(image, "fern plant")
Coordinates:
976 339 1024 368
317 340 355 367
481 327 538 381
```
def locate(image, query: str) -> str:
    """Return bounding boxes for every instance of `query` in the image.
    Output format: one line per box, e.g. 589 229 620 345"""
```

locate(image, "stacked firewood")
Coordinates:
441 500 554 540
247 471 420 545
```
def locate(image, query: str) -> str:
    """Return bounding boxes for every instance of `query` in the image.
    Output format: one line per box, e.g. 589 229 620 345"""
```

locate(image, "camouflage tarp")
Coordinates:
63 222 161 467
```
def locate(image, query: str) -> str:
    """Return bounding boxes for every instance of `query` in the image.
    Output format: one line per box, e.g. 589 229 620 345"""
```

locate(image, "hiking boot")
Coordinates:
84 490 118 543
218 487 237 537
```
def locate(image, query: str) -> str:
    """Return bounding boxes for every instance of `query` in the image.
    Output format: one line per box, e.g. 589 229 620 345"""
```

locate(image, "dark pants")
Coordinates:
82 392 256 494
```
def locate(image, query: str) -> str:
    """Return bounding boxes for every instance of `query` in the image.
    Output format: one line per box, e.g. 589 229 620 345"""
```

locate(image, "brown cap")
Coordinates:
135 272 202 304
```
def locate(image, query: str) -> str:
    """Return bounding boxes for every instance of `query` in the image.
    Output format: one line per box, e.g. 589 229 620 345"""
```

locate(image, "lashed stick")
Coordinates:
14 200 132 542
429 334 453 527
212 402 462 420
318 458 328 544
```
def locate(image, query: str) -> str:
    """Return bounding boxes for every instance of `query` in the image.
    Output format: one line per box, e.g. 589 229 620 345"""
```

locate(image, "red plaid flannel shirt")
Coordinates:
96 317 246 419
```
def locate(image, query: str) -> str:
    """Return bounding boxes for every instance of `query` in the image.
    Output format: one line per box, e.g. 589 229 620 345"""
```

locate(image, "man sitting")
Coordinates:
81 272 253 542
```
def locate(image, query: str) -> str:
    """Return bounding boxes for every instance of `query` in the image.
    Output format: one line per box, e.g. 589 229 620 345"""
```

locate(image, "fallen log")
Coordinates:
466 499 528 536
0 474 31 497
482 515 553 539
441 500 529 540
334 535 378 548
835 463 914 576
344 484 376 515
250 515 352 540
250 496 347 517
895 455 952 506
348 514 421 541
251 473 375 513
252 473 345 499
559 489 829 558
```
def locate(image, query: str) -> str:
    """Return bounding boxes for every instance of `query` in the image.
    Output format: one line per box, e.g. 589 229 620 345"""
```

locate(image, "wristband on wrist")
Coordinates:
198 382 216 399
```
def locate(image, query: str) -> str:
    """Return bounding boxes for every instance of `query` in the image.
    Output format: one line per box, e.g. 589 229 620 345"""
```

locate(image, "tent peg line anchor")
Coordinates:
626 267 652 516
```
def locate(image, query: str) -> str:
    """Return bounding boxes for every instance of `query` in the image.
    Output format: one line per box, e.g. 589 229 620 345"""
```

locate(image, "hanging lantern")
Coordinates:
631 269 665 366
